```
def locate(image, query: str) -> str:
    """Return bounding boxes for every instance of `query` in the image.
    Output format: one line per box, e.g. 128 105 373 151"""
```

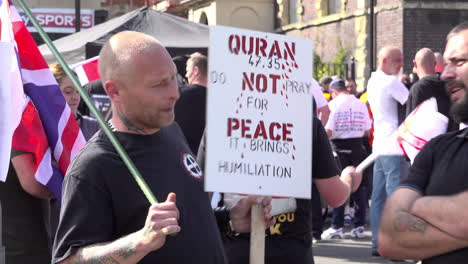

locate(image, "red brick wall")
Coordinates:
302 0 319 22
345 0 359 13
375 7 403 66
286 18 356 63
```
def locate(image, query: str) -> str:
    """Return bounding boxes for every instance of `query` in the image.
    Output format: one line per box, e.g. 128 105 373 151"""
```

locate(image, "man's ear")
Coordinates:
382 57 388 66
413 60 417 69
104 80 121 103
332 89 338 97
193 66 200 78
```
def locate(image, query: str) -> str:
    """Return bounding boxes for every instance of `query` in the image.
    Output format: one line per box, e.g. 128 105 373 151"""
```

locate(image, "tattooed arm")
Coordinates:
58 193 180 264
410 190 468 240
58 233 149 264
378 188 468 260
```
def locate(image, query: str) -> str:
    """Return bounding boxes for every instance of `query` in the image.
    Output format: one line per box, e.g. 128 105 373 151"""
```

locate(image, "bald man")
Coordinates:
366 46 410 256
406 48 457 131
52 31 273 264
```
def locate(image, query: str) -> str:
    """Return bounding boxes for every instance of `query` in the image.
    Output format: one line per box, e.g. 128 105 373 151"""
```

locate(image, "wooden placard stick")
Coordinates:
250 203 265 264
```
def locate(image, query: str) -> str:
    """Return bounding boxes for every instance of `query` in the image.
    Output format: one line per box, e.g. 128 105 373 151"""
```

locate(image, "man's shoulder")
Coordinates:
425 129 466 150
350 95 368 107
181 84 207 94
178 84 207 103
69 132 115 169
414 75 443 88
367 72 394 92
330 94 352 107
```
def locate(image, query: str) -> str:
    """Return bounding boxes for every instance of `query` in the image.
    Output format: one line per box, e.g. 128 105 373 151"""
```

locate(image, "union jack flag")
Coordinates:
0 0 85 199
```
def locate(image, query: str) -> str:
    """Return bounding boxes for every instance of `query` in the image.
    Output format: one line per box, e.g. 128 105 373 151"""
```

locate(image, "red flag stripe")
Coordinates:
57 113 79 173
12 21 48 70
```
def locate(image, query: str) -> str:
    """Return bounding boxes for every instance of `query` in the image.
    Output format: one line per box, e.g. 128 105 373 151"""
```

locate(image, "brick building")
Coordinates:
277 0 468 89
17 0 468 88
158 0 468 90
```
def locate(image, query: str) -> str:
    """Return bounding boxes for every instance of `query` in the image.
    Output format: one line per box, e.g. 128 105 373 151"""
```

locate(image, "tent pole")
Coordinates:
75 0 81 32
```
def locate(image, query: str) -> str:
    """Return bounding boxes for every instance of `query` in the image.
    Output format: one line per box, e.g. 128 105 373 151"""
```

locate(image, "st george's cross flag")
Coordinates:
396 97 448 163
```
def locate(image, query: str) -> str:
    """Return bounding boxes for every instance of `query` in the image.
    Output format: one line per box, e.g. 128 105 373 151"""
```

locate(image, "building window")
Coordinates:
289 0 299 24
328 0 341 15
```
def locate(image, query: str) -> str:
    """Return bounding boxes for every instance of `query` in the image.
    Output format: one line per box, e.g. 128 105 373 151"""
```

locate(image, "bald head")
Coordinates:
378 46 403 75
98 31 179 134
414 48 436 77
98 31 168 85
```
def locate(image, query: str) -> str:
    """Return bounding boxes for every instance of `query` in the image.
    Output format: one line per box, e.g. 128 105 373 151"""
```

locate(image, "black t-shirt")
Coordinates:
52 123 226 264
224 118 340 264
406 75 457 132
174 84 207 155
400 128 468 263
0 150 51 264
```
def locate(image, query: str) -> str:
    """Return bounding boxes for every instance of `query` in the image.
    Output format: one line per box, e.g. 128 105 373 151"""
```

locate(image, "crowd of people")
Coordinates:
1 20 468 264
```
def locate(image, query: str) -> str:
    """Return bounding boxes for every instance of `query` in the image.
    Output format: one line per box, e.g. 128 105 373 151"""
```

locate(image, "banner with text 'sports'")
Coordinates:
205 26 313 198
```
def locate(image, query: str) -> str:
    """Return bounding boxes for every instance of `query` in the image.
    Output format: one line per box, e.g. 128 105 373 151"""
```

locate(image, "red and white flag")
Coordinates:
0 0 24 181
397 97 448 163
1 0 86 199
357 98 449 172
72 56 100 85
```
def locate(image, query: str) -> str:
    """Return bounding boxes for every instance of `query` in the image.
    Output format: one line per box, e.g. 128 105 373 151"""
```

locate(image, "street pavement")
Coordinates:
312 227 417 264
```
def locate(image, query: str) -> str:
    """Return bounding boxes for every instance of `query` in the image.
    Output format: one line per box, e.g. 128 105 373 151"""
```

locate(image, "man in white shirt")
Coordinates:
366 46 410 256
311 78 331 126
321 79 372 240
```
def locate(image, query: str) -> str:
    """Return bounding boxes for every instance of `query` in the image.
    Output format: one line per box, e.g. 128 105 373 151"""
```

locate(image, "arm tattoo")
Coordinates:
71 241 135 264
117 110 148 135
394 213 427 233
74 254 120 264
115 241 136 259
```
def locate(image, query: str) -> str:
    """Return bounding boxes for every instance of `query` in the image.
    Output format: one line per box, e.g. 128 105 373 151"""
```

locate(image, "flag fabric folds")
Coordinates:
12 97 62 192
0 0 25 181
0 0 86 199
396 97 448 163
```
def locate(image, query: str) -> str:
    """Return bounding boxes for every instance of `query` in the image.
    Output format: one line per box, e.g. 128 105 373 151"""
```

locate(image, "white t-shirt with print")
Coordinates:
325 94 372 139
367 70 409 154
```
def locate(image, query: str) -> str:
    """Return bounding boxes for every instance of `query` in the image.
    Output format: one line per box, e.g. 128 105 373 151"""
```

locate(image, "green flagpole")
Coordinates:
16 0 158 205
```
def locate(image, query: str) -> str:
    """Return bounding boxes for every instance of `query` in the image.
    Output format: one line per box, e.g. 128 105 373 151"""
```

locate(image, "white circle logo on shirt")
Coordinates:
182 153 203 179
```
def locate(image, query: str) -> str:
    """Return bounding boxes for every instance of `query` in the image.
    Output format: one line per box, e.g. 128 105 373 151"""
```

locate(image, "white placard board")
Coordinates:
205 26 313 198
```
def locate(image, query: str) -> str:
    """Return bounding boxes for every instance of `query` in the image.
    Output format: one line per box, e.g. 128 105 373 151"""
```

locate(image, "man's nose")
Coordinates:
441 64 455 80
170 83 180 101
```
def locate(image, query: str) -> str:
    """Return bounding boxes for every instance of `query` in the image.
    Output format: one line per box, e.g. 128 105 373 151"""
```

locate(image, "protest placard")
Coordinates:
205 25 313 199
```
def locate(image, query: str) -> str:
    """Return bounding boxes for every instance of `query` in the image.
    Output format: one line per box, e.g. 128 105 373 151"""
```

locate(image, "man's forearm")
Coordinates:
379 189 468 260
318 105 330 126
59 231 149 264
411 191 468 240
380 210 468 259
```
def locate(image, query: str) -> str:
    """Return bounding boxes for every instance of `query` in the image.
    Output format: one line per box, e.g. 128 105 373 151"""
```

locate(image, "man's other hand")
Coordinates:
229 196 275 233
